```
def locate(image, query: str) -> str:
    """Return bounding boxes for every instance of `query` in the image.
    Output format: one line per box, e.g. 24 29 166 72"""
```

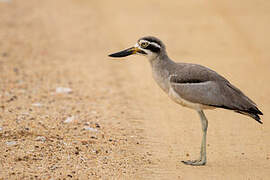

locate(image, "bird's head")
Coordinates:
108 36 166 60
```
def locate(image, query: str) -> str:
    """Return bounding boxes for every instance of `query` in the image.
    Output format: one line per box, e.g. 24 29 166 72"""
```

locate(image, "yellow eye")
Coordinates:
140 42 149 48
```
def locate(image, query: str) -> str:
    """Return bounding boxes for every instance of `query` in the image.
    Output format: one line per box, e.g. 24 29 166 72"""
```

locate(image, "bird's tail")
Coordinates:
235 106 263 124
226 83 263 124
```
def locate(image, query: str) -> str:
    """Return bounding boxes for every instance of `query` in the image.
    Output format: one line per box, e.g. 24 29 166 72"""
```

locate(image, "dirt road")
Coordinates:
0 0 269 179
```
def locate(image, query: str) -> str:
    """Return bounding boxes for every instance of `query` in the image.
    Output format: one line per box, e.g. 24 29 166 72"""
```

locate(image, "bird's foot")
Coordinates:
181 159 206 166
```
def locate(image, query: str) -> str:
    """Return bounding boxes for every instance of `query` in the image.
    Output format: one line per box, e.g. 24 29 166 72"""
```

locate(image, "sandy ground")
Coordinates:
0 0 270 179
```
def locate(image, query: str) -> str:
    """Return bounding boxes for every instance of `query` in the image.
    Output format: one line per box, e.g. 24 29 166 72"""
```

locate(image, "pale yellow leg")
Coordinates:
182 110 208 166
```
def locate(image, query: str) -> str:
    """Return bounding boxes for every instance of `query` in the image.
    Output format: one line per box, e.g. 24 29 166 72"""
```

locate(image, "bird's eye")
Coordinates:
140 42 149 48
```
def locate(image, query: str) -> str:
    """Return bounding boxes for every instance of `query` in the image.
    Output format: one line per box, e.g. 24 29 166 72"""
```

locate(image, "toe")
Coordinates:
181 160 206 166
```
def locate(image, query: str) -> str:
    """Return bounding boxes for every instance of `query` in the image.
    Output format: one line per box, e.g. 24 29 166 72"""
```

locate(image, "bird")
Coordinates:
108 36 263 166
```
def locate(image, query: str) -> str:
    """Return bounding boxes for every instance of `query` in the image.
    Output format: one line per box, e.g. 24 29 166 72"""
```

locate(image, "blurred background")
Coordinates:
0 0 269 179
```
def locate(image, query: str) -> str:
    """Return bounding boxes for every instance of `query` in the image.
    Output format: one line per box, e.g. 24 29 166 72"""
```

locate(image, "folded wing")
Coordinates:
170 75 263 124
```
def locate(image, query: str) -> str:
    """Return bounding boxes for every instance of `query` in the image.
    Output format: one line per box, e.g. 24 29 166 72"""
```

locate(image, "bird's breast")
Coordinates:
152 67 170 93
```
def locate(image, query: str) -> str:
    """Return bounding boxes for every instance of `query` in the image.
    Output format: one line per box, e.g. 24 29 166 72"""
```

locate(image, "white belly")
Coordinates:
168 87 214 110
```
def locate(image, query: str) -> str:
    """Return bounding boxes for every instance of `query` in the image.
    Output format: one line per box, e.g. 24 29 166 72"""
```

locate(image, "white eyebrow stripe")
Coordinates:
150 42 161 49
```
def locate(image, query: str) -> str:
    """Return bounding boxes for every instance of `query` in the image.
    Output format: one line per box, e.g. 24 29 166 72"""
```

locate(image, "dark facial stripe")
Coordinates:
145 44 160 53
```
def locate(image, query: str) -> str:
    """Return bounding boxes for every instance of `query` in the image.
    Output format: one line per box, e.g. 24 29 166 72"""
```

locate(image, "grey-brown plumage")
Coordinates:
157 60 263 124
109 36 263 166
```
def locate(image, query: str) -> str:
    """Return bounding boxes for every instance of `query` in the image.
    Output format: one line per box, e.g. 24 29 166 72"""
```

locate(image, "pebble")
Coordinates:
35 136 46 142
6 141 17 146
32 103 42 107
56 87 72 94
64 116 74 123
0 127 2 131
95 123 100 128
84 126 98 132
50 165 58 170
91 111 97 114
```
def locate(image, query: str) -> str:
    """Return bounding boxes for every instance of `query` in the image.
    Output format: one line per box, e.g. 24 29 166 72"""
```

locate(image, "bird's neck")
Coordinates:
149 53 173 67
149 53 175 94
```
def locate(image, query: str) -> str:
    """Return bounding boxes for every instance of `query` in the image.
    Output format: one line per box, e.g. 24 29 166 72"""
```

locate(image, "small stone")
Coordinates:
84 122 90 125
32 103 42 107
84 126 98 132
95 123 100 128
64 116 74 123
35 136 46 142
63 142 68 146
0 127 2 131
56 87 72 94
50 165 58 170
21 112 29 116
81 140 88 145
186 153 190 157
91 111 97 114
241 152 245 155
6 141 17 146
7 96 17 102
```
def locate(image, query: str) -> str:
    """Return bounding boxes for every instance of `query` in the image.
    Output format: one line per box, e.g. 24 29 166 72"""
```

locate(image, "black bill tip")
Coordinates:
108 47 135 58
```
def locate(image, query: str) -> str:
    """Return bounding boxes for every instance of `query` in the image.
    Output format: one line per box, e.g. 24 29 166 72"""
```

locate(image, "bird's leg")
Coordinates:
182 110 208 166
